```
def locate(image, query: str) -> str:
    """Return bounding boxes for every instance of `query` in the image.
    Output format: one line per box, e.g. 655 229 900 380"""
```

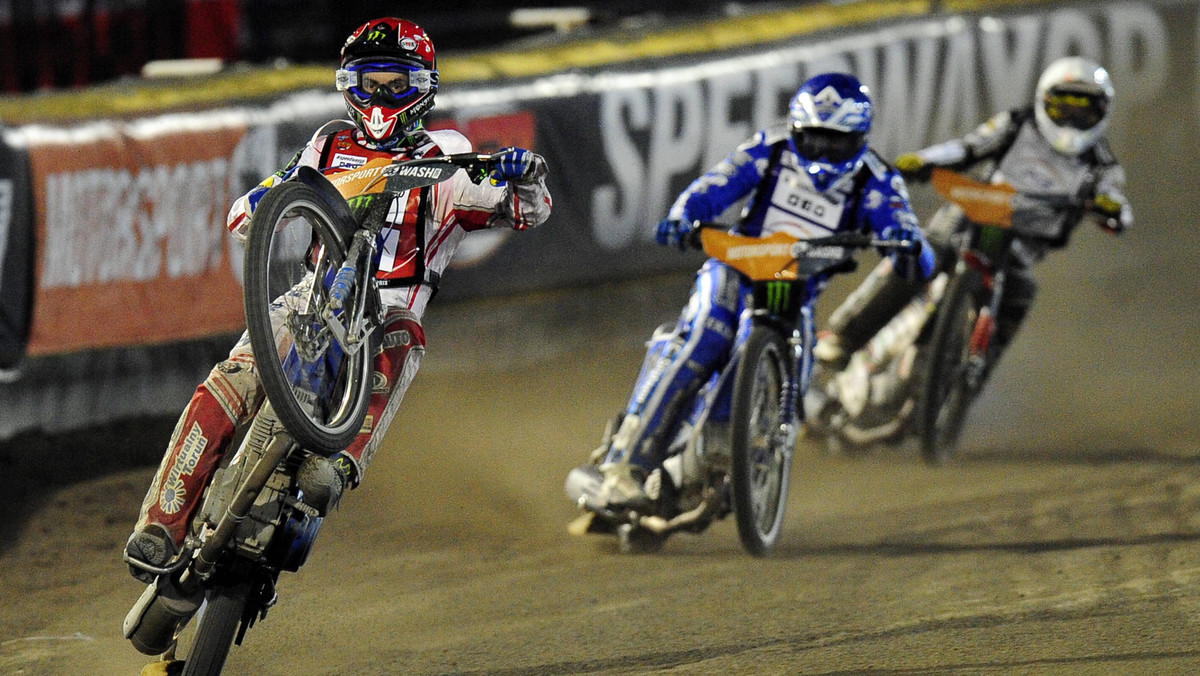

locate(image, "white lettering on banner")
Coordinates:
870 38 940 163
979 16 1043 112
589 5 1169 251
41 157 233 289
1107 5 1168 98
752 61 801 131
704 74 753 171
1044 10 1104 65
934 29 982 143
591 88 650 248
648 82 705 226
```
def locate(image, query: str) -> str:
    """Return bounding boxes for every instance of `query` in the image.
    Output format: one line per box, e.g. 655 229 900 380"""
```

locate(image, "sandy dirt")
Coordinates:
2 233 1200 676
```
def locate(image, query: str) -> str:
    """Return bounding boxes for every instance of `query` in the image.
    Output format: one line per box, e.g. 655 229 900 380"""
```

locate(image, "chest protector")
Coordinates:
741 141 867 239
993 123 1094 242
319 129 436 288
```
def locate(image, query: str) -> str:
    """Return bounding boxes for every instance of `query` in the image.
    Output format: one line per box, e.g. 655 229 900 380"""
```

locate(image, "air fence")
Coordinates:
0 0 1188 438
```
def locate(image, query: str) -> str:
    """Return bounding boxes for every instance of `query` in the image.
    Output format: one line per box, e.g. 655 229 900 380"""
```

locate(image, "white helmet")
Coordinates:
1034 57 1114 156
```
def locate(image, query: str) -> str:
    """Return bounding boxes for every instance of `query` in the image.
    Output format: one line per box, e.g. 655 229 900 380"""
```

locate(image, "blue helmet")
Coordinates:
788 73 873 191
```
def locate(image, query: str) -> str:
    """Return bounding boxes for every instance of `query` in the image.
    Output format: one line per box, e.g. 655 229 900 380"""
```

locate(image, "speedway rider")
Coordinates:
125 17 552 578
588 73 935 509
812 57 1131 380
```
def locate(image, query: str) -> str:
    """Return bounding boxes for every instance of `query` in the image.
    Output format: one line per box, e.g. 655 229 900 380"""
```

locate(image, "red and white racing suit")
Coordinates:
136 124 552 546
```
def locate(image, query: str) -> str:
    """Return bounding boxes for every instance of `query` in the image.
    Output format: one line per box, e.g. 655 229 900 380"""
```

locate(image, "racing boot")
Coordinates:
124 523 179 583
296 452 356 516
812 331 849 368
819 258 925 369
139 660 185 676
596 462 650 511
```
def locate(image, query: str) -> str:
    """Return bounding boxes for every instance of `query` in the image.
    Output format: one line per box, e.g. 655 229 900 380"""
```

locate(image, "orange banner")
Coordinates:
25 123 249 355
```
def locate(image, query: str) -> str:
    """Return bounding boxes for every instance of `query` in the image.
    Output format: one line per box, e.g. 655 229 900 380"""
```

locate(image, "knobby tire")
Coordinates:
730 326 793 556
244 181 373 453
919 267 984 465
180 582 252 676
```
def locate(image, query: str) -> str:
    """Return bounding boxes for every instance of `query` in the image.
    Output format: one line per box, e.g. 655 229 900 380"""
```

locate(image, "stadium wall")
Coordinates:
0 0 1190 437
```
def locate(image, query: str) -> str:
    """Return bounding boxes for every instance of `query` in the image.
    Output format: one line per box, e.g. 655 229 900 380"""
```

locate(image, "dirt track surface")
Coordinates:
2 221 1200 676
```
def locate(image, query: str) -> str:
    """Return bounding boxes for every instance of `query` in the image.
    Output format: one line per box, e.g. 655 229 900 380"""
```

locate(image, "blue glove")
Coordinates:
880 224 916 244
880 224 925 281
490 147 546 183
655 218 693 250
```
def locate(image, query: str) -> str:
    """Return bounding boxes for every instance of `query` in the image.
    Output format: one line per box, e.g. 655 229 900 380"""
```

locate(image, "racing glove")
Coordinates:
490 147 548 184
1091 193 1125 234
226 182 274 242
655 218 693 250
880 224 928 281
894 152 932 182
226 162 299 242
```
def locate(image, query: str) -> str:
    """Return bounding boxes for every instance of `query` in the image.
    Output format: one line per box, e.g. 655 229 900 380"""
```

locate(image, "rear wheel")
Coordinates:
919 268 984 465
180 582 252 676
244 181 375 453
730 326 794 556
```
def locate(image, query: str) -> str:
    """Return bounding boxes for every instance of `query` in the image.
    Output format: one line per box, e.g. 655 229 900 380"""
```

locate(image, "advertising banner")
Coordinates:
433 0 1179 299
0 0 1189 352
0 0 1195 438
22 119 249 354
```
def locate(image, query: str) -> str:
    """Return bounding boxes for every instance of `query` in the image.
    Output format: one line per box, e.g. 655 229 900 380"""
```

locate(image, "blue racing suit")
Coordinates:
604 124 935 472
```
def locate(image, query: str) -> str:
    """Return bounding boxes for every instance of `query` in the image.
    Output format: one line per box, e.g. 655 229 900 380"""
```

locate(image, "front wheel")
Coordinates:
729 326 795 556
180 582 252 676
919 267 984 465
244 180 375 453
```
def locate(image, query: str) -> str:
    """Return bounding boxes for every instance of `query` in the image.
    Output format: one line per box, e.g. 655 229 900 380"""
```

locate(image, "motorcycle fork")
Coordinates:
788 304 814 425
959 248 1007 390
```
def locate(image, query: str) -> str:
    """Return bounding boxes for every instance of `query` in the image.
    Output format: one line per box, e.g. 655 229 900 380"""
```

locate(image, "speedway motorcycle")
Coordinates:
918 167 1091 463
565 224 914 556
805 262 950 457
122 150 503 675
811 168 1088 464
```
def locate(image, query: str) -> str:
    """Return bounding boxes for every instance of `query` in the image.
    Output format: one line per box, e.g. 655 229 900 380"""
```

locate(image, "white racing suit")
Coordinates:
135 123 552 547
828 106 1132 360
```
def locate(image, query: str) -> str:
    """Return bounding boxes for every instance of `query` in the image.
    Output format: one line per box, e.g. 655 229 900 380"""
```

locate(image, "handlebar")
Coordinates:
690 222 921 257
394 152 506 185
794 232 919 252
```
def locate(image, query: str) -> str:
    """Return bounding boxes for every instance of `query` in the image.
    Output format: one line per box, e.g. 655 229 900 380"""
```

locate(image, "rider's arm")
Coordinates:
895 109 1024 179
859 160 935 280
665 127 780 224
433 129 552 231
1086 150 1132 235
473 167 552 231
225 124 339 241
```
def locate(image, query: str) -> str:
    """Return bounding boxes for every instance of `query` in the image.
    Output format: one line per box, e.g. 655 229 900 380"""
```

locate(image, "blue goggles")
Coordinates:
335 61 433 103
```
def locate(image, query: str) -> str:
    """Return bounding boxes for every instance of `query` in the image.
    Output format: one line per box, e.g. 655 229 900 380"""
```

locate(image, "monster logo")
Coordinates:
765 281 793 314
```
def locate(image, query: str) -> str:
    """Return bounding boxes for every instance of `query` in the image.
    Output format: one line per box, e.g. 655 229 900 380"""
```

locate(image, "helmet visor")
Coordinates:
1043 87 1107 130
792 127 866 163
336 60 433 106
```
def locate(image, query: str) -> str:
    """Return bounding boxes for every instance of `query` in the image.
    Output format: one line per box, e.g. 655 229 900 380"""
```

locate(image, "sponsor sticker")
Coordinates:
159 422 208 515
332 153 368 170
